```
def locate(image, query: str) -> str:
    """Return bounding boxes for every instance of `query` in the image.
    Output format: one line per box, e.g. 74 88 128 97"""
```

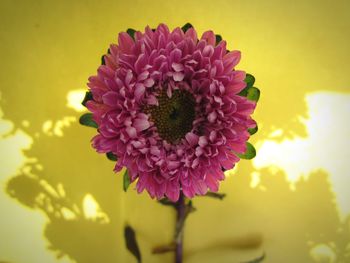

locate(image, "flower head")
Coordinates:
85 23 257 201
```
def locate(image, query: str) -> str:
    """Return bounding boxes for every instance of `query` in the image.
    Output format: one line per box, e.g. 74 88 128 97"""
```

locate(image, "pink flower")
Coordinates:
86 24 256 201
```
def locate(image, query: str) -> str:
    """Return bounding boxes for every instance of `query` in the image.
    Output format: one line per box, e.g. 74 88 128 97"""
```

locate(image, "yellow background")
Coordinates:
1 0 349 262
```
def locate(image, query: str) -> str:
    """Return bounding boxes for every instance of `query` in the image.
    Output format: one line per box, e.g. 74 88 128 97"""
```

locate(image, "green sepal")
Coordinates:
81 91 93 107
106 152 117 161
124 225 142 263
123 170 131 192
248 125 258 136
237 142 256 160
238 73 255 97
181 23 193 32
79 113 98 129
215 34 222 45
101 55 105 65
126 28 136 40
247 87 260 102
245 73 255 89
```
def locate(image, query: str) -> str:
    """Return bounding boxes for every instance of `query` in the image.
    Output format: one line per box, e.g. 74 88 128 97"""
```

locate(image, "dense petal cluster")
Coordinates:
87 24 256 201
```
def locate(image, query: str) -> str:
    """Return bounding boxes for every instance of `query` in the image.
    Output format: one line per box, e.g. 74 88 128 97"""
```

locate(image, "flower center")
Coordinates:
145 89 196 144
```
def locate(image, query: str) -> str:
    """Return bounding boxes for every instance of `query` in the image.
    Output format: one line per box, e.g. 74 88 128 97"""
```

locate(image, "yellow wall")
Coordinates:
0 0 349 262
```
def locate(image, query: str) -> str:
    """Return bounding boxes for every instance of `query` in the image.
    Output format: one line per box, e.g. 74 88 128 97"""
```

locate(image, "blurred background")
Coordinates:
0 0 349 262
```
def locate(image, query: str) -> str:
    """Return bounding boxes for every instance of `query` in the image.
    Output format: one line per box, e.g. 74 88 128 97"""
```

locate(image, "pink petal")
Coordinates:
193 179 208 195
223 50 241 73
166 181 180 202
150 146 161 156
118 32 134 54
134 83 145 100
203 45 214 57
102 91 118 106
205 175 219 192
185 27 198 43
126 126 137 138
207 111 217 123
198 136 208 147
201 30 216 46
144 78 155 87
138 71 149 81
172 62 184 72
185 132 199 146
209 130 217 142
133 118 150 132
135 54 147 73
146 95 158 105
170 48 182 63
173 72 184 81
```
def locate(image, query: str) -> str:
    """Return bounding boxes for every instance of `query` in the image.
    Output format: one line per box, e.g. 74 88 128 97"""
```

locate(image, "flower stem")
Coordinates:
175 192 186 263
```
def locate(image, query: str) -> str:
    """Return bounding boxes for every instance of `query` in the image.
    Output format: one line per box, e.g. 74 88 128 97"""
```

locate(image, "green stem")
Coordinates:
175 192 186 263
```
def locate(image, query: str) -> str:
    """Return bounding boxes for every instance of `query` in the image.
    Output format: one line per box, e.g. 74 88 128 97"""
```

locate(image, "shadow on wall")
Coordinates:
5 124 122 262
4 120 350 262
0 54 349 261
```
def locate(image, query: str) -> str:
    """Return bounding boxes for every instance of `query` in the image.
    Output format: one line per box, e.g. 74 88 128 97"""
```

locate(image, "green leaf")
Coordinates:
106 152 117 161
245 73 255 89
237 142 256 160
81 91 93 107
248 125 258 135
247 87 260 102
215 34 222 45
181 23 193 32
127 28 136 40
124 225 142 263
79 113 98 129
242 253 265 263
123 170 131 192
